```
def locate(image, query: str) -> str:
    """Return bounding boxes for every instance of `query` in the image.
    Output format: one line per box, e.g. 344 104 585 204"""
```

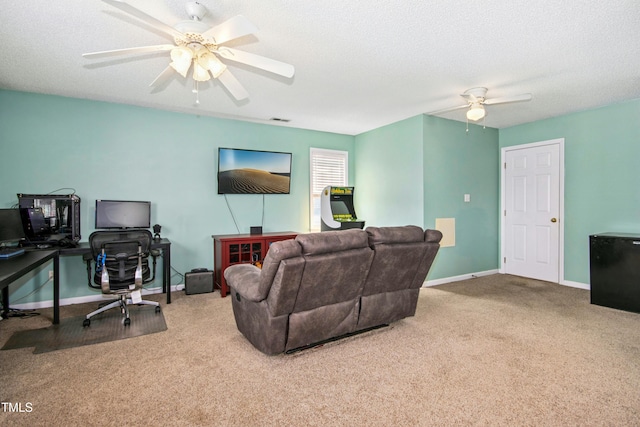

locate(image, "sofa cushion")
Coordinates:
295 228 368 255
425 229 443 243
259 239 302 295
366 225 424 245
294 247 373 312
362 226 443 296
224 264 263 301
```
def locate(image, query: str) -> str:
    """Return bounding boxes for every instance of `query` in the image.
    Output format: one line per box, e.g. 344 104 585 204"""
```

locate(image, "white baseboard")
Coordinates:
7 285 182 311
423 269 499 287
560 280 590 290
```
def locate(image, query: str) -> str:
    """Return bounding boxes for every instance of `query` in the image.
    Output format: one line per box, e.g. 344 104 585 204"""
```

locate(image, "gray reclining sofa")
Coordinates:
224 225 442 355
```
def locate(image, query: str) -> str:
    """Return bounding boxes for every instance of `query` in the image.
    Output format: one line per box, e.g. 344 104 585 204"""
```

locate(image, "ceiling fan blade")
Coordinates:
461 93 477 103
427 104 469 115
217 47 295 78
102 0 184 39
484 93 533 105
149 65 174 88
217 69 249 100
202 15 258 45
460 87 487 103
83 44 175 59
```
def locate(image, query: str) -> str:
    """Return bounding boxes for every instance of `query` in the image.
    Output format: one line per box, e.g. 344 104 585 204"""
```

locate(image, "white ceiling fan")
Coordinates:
428 87 532 122
83 0 295 102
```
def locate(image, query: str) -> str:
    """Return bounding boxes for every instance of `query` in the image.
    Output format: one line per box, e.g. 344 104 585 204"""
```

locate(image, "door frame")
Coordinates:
500 138 565 284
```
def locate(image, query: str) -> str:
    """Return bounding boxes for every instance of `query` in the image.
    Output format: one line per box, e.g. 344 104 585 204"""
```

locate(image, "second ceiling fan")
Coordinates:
429 87 532 122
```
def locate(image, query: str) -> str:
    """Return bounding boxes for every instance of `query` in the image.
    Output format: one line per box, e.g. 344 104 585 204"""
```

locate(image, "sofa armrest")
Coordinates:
425 229 443 244
224 264 264 302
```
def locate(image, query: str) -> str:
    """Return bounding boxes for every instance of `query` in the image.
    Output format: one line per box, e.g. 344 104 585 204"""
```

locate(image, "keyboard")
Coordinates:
0 247 25 259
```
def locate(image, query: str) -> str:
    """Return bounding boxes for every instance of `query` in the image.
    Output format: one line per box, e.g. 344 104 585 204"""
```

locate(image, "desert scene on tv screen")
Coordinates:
218 169 290 194
218 150 291 194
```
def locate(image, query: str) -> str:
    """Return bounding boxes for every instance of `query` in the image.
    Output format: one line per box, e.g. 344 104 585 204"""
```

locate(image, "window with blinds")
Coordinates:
309 148 348 231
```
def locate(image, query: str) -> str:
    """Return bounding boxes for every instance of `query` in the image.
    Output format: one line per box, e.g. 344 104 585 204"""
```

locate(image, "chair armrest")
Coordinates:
224 264 263 302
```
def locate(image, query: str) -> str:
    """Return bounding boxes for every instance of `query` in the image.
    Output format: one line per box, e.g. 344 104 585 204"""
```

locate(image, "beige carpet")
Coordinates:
1 274 639 426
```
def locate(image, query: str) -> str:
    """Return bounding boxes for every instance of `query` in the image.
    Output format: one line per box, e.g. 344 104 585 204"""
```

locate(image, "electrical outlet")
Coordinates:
48 270 54 280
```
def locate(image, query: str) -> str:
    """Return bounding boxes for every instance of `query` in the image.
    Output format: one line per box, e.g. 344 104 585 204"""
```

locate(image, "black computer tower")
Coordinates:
590 232 640 313
17 193 81 242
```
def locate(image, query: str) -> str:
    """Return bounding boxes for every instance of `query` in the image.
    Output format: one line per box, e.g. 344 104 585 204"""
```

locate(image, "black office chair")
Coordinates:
83 229 160 327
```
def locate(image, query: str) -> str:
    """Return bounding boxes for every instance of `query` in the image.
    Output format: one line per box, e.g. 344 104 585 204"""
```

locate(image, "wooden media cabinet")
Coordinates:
212 231 298 297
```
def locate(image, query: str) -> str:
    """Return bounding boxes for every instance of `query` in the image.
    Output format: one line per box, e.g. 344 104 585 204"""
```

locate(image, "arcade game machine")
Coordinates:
320 186 365 231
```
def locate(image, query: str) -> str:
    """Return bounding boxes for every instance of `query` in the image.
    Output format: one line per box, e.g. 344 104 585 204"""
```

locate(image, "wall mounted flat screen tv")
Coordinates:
95 200 151 229
218 147 292 194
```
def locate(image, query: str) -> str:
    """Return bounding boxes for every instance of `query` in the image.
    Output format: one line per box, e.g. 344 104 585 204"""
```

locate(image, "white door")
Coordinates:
503 140 562 282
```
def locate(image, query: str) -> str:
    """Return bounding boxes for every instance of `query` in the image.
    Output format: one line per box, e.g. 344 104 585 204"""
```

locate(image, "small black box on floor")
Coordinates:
184 269 214 295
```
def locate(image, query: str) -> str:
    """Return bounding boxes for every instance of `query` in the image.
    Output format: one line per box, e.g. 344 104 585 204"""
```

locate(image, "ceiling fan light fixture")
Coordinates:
169 46 194 77
193 62 211 82
197 52 227 78
466 103 485 121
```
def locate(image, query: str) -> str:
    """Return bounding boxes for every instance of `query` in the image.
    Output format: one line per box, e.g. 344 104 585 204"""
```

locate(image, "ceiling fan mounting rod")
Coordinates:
185 2 207 21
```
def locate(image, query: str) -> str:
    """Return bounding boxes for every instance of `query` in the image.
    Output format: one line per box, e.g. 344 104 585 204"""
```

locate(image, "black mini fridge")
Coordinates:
590 232 640 313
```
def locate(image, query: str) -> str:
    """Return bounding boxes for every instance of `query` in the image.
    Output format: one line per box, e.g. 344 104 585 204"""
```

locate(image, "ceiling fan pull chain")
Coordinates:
193 80 200 105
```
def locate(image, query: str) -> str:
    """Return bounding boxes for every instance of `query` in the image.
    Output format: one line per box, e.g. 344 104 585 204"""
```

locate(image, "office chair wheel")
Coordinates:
83 318 90 327
155 306 161 313
124 318 131 326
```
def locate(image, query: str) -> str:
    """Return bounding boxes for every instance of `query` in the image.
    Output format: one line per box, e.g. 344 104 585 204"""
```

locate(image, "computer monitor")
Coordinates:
0 209 26 246
95 200 151 229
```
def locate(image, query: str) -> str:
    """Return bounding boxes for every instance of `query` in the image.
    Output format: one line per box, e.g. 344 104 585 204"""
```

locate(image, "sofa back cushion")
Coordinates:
363 226 442 295
259 239 302 298
293 229 373 312
296 228 369 255
366 225 425 246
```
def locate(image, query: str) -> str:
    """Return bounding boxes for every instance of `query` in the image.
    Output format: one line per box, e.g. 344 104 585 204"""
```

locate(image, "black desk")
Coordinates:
59 238 173 304
0 249 60 324
0 238 171 326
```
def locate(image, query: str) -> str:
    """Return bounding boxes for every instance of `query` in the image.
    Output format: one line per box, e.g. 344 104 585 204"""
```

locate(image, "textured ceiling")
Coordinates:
1 0 639 135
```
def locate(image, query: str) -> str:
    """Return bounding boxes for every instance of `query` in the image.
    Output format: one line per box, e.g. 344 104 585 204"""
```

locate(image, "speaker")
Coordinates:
184 269 214 295
250 226 262 235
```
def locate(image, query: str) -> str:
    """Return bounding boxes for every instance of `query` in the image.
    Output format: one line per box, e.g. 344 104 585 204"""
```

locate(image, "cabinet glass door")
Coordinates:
229 243 240 264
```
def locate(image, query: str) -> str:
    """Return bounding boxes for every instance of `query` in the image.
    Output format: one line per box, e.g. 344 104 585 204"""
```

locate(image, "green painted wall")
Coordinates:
0 90 354 304
499 99 640 285
354 114 500 281
6 88 629 304
423 116 500 279
354 116 424 227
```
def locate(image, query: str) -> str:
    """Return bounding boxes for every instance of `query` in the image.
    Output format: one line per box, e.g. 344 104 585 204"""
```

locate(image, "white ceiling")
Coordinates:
1 0 639 135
